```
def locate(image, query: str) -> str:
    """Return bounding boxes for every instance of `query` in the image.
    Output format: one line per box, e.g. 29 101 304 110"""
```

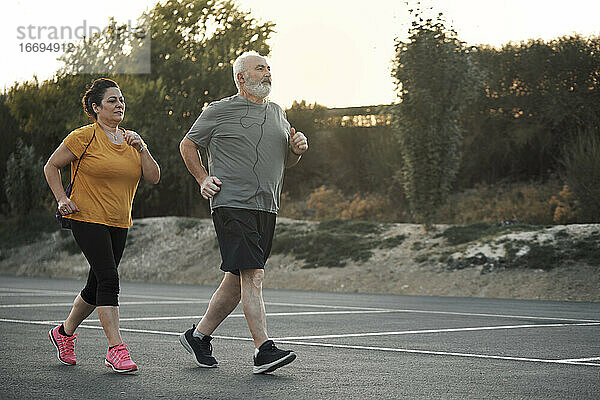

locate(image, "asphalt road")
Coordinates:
0 276 598 399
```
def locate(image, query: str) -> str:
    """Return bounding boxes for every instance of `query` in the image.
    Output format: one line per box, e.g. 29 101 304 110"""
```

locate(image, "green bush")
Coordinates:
515 243 561 270
379 234 407 249
568 231 600 266
4 138 47 215
440 222 539 245
390 8 483 225
560 131 600 222
0 211 58 249
272 219 383 268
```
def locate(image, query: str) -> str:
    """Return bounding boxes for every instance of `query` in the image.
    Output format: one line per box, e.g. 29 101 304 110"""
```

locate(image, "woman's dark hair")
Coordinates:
82 78 119 120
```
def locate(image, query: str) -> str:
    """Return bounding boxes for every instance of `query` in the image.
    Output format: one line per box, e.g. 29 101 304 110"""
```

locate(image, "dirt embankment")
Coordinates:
1 217 598 302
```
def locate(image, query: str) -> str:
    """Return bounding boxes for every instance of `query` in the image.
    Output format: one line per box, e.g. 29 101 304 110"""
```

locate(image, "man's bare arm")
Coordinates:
180 137 222 199
285 127 308 168
180 137 208 183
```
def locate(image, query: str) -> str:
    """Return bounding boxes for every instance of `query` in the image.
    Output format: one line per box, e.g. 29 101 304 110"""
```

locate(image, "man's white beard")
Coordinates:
245 76 271 99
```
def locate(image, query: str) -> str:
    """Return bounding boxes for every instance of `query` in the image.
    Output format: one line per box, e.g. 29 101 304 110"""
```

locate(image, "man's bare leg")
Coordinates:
196 272 241 335
240 268 268 348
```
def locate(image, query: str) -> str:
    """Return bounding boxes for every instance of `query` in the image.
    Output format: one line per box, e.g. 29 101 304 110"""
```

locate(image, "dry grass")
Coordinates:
281 180 570 225
439 181 562 224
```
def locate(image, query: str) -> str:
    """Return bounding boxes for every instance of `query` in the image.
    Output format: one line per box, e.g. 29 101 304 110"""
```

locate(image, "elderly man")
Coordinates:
178 51 308 374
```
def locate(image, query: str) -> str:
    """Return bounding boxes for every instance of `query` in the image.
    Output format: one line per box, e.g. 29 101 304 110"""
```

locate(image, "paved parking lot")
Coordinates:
0 276 598 399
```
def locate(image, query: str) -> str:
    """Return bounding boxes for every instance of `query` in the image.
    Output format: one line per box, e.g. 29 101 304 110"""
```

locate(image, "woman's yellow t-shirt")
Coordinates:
63 123 143 228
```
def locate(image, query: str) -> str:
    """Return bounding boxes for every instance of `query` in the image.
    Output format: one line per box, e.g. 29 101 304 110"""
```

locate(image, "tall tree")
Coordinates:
458 35 600 185
6 0 275 218
390 8 482 224
121 0 274 217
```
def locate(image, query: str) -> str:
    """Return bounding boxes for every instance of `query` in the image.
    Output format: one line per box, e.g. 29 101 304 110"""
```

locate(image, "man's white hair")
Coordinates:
232 51 266 90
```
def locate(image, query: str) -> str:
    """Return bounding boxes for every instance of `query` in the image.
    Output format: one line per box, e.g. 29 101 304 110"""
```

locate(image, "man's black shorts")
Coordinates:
212 207 277 276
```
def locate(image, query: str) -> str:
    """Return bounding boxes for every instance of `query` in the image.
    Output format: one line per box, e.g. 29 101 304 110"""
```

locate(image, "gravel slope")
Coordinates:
1 217 598 302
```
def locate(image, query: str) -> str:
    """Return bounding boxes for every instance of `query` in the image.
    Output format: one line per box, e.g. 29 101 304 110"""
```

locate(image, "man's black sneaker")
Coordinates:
253 340 296 374
179 325 218 368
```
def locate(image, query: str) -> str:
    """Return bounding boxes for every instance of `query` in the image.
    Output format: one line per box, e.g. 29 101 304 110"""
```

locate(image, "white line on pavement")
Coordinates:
273 322 600 340
1 317 598 367
84 310 399 322
0 287 203 301
0 300 210 308
1 287 598 322
268 340 600 367
556 356 600 362
0 288 73 293
0 292 203 300
0 302 79 308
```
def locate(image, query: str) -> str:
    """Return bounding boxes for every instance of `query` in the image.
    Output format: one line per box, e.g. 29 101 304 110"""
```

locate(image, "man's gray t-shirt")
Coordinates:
186 94 291 213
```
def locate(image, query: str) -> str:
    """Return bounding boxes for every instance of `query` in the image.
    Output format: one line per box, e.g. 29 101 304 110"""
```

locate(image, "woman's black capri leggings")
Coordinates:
71 220 128 306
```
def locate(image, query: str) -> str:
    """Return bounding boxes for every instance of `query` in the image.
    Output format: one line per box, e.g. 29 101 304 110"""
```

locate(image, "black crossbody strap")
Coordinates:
69 128 96 188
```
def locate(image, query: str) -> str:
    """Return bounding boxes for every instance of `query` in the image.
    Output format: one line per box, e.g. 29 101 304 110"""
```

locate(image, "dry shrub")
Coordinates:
287 183 566 224
440 180 562 224
278 192 313 220
340 195 388 221
306 186 349 219
549 185 580 224
304 186 407 221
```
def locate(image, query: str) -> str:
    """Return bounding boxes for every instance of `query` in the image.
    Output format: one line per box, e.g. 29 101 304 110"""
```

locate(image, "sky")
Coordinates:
1 0 599 108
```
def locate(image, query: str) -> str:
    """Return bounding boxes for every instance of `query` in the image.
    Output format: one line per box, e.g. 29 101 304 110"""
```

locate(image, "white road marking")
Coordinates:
382 309 600 323
83 310 399 322
0 288 75 296
0 318 61 326
1 287 598 323
273 322 600 340
0 287 202 301
0 293 72 297
0 287 212 301
0 288 72 293
0 302 79 308
1 298 597 325
267 301 599 323
268 340 600 367
557 356 600 362
0 300 209 308
0 292 201 300
2 317 597 367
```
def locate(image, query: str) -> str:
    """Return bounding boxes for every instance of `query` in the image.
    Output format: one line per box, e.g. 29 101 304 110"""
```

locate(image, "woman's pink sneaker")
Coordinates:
48 325 77 365
105 343 138 373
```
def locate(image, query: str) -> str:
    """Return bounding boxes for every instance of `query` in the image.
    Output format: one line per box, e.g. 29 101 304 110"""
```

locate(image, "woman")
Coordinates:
43 78 160 373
